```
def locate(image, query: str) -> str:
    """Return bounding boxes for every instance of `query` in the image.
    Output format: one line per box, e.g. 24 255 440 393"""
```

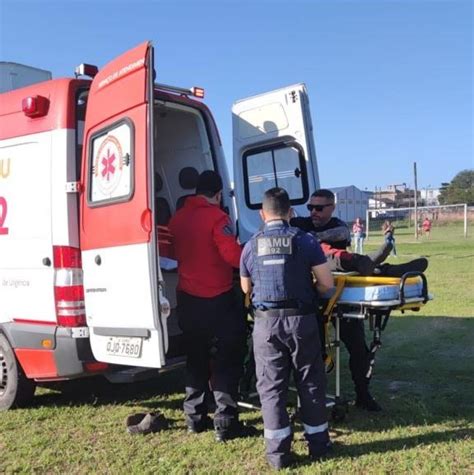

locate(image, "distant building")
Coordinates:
330 185 369 223
374 184 419 208
420 188 440 206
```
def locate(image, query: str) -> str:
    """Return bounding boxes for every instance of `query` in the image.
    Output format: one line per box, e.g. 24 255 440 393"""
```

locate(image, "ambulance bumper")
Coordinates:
1 321 104 381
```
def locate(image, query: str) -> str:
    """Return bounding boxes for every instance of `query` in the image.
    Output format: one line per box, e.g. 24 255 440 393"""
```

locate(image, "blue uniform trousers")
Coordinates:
253 312 329 466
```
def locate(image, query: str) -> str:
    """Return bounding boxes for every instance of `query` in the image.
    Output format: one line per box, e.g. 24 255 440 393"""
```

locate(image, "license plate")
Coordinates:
106 336 142 358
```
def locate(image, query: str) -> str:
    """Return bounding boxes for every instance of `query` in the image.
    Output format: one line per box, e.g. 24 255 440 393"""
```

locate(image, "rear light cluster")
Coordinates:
53 246 86 327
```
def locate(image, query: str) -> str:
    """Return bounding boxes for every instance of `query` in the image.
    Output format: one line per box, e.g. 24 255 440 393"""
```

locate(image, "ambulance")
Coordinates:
0 41 320 410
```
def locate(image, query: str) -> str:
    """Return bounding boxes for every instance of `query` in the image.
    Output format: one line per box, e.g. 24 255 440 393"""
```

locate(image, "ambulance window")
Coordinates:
243 143 308 209
88 119 134 206
75 89 88 180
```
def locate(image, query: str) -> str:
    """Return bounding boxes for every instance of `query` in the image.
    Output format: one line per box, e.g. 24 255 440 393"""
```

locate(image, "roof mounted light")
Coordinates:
191 87 205 99
22 95 49 118
75 63 99 79
155 82 205 99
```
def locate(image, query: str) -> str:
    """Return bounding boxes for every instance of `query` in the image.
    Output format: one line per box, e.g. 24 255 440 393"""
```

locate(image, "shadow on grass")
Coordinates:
290 427 474 468
32 368 186 410
28 317 473 436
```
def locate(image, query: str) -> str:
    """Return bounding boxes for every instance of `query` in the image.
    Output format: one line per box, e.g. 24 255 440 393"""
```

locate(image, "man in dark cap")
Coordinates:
169 170 251 442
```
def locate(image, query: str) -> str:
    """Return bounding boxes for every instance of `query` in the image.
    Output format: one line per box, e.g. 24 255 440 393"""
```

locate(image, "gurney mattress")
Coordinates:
338 281 424 303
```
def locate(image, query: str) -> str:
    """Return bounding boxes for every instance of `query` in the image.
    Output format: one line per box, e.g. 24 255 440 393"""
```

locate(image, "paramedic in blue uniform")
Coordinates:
240 187 334 470
169 170 250 442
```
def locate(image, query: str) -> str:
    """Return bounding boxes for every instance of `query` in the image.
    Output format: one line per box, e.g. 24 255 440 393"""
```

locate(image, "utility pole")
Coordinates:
414 162 418 239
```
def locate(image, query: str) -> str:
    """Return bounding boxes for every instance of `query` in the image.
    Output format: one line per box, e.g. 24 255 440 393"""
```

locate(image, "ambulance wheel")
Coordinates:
331 403 347 423
0 333 36 410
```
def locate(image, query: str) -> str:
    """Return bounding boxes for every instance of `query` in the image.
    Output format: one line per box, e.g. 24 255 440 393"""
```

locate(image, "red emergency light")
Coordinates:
22 95 49 118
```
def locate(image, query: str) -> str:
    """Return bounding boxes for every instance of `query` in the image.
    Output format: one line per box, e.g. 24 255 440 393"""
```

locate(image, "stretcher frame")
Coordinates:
327 271 430 420
238 271 431 422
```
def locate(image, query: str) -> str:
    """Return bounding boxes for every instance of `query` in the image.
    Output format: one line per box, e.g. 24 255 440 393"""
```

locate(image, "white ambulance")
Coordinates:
0 41 320 410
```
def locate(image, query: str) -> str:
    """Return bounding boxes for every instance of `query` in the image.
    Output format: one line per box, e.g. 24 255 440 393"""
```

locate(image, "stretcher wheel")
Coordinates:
331 403 347 423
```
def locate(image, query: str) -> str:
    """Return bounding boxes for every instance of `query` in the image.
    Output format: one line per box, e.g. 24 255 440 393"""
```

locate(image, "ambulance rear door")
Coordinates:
80 42 166 368
232 84 320 242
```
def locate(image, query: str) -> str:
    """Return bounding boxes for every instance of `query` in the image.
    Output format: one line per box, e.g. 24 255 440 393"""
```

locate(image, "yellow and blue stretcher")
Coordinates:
239 272 432 421
324 271 432 420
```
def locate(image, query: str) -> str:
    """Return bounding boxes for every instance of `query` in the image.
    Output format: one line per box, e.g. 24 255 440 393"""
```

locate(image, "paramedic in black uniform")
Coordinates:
291 189 428 412
292 189 382 412
240 187 334 470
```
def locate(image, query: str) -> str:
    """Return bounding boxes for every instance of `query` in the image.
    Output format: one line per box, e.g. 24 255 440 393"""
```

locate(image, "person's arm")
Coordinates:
312 262 334 294
314 223 351 247
240 276 252 294
304 233 335 293
239 242 252 294
213 214 242 268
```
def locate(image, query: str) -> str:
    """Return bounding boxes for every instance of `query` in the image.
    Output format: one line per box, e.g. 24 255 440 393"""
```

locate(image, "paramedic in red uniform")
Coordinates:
169 170 249 442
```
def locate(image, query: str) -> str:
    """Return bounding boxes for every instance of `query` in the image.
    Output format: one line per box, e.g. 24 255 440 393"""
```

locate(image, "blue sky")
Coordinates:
1 0 472 191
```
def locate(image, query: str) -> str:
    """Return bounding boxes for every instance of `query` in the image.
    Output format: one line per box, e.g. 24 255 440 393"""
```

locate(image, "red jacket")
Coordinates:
168 195 241 298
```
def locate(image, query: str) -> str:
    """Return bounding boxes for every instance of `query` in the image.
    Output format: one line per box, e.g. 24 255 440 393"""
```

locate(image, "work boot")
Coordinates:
126 412 169 434
374 258 428 278
367 242 393 265
215 421 258 442
187 415 212 434
309 440 334 461
355 394 382 412
341 254 376 275
266 453 293 470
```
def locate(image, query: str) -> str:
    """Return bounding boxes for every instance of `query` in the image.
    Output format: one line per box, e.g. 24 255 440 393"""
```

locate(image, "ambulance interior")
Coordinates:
152 99 219 355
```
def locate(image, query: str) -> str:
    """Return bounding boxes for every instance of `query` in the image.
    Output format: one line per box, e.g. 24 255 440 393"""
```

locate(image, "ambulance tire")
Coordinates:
0 333 36 410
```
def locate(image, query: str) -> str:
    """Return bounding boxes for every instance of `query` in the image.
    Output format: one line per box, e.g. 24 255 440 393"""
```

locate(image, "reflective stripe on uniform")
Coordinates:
303 422 328 435
263 259 285 265
264 426 292 440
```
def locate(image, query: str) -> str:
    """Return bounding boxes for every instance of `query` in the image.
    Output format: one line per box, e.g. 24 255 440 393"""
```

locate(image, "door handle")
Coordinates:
95 255 102 265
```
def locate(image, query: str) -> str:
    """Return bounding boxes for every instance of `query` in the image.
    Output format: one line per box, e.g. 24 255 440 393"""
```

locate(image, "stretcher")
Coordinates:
239 271 432 422
325 271 432 421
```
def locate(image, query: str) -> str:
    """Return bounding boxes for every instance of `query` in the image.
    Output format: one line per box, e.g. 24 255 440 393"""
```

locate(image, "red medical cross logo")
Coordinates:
101 148 116 181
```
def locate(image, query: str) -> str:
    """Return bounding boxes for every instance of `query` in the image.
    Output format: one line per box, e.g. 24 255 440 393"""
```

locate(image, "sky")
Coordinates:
0 0 472 191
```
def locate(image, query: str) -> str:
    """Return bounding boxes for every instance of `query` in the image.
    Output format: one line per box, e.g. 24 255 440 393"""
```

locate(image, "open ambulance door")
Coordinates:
232 84 320 243
80 42 167 368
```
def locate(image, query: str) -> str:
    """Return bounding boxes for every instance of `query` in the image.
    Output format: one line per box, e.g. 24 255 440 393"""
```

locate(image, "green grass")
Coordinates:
1 225 473 473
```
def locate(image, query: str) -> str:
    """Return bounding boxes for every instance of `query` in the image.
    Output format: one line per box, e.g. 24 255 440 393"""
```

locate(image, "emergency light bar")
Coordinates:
155 82 205 99
75 63 99 79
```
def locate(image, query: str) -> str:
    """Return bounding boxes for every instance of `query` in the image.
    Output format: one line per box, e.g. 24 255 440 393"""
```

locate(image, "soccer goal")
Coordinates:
365 203 471 240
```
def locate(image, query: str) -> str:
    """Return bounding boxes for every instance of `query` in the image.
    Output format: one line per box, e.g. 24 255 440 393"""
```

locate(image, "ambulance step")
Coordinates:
104 367 160 384
104 357 185 383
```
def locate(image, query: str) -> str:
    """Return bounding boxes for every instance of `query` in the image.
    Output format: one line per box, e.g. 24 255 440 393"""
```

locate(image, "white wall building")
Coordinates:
330 185 370 224
420 188 441 206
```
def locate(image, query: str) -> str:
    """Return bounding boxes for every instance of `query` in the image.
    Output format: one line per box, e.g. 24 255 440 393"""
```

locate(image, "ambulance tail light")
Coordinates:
22 95 49 118
53 246 86 327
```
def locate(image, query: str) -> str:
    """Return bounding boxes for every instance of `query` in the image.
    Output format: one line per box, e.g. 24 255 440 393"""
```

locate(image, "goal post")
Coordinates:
366 203 470 240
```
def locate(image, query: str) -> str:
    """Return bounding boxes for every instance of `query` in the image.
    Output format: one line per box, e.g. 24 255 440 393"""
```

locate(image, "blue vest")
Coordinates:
250 220 317 309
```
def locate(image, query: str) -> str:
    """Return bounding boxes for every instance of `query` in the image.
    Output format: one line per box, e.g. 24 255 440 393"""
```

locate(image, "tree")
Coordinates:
438 169 474 205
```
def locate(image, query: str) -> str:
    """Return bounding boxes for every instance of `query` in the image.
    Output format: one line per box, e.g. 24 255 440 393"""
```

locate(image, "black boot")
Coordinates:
374 258 428 278
355 393 383 412
215 421 258 442
355 385 382 412
367 242 393 265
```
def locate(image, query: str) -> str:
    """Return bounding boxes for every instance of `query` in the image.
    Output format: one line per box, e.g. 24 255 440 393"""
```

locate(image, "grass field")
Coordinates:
1 225 473 473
